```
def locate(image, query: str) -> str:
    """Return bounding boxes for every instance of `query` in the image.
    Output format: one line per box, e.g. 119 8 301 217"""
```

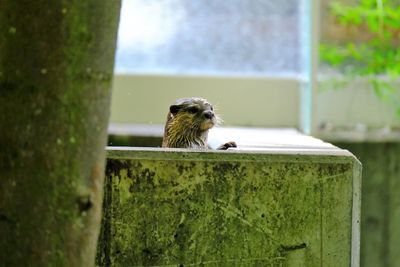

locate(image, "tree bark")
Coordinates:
0 1 121 266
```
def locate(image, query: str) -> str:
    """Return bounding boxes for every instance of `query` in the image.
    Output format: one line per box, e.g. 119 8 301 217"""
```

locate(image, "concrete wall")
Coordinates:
97 147 360 267
334 142 400 267
109 75 300 128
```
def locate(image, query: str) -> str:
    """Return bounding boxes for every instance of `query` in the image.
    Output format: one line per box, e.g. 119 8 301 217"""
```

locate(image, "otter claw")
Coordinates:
217 141 237 150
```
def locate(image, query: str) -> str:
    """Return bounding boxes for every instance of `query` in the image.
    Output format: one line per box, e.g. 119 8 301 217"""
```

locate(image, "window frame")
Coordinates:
110 0 320 132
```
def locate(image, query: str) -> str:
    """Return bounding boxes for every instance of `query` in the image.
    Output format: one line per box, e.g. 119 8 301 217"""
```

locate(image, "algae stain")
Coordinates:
8 27 16 34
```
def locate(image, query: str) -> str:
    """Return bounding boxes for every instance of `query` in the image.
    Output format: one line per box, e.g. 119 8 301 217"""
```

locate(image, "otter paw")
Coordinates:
217 141 237 150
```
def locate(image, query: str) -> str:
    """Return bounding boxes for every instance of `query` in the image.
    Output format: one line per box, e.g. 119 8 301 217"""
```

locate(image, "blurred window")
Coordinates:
115 0 306 77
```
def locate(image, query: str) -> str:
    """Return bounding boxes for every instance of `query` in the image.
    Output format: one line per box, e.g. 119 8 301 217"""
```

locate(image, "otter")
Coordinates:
162 97 236 150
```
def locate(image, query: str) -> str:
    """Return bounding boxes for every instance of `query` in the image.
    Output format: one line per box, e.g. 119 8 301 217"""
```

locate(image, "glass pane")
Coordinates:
319 0 400 75
115 0 305 76
317 0 400 129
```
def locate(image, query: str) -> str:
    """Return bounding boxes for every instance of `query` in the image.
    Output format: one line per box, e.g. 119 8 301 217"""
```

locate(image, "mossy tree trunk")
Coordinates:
0 1 121 266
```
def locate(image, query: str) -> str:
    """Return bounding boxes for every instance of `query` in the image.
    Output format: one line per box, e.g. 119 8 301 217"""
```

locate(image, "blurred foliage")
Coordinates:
320 0 400 117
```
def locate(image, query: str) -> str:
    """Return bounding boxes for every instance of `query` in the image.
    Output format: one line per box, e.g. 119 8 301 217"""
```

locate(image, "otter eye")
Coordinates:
187 106 198 114
170 105 181 114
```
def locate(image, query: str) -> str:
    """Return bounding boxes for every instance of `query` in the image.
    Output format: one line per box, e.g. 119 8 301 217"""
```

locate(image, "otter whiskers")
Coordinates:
162 98 236 150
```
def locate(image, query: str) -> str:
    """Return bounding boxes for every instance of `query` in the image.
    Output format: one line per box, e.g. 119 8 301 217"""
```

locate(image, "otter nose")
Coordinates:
203 111 214 120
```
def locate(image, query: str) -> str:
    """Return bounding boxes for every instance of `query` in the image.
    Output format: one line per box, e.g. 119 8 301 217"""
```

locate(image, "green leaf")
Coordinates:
361 0 376 8
366 15 380 32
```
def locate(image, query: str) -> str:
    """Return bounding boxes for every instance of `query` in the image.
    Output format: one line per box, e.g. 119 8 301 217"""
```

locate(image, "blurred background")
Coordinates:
109 0 400 266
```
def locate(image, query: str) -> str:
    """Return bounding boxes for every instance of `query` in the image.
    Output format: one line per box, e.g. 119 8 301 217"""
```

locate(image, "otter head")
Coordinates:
162 98 219 149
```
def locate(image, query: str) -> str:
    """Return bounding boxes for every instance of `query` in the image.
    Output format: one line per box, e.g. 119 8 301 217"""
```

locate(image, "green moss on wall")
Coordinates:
335 142 400 267
97 149 359 267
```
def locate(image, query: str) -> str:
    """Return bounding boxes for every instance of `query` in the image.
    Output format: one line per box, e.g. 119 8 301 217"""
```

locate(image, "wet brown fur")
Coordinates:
162 98 216 148
162 98 236 150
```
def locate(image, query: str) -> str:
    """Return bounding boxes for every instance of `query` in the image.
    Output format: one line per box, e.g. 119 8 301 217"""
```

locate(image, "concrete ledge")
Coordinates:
97 145 361 266
107 123 350 149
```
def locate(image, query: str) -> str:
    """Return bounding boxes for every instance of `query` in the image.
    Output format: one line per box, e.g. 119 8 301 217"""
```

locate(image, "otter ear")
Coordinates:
169 104 181 114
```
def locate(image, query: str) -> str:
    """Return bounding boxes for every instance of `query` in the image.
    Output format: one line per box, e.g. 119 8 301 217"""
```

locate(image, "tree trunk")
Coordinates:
0 1 121 266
